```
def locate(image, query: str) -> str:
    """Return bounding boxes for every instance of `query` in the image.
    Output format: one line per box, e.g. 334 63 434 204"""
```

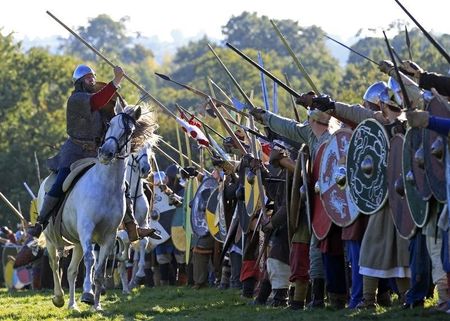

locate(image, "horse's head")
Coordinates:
130 142 152 178
98 101 142 164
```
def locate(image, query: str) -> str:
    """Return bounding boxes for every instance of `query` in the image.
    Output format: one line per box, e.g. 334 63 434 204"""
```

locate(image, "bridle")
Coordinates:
102 112 136 159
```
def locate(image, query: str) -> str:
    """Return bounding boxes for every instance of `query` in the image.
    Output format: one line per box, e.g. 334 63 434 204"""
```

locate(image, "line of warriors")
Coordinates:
9 58 450 313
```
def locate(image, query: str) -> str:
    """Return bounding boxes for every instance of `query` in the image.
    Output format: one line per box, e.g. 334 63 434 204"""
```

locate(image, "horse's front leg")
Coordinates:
93 235 116 311
47 242 65 308
137 238 148 278
79 225 96 306
67 244 83 310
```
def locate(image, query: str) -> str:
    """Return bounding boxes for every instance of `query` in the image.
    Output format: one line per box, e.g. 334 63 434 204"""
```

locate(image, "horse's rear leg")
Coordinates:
93 236 116 311
67 245 83 310
47 242 65 308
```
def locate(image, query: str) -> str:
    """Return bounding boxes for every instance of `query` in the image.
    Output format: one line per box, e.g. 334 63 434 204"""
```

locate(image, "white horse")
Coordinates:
120 141 152 293
41 102 157 311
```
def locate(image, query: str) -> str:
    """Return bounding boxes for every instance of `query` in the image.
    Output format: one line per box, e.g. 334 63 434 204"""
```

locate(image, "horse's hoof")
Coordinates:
81 292 95 305
52 295 65 308
94 304 103 311
68 303 80 312
122 289 130 295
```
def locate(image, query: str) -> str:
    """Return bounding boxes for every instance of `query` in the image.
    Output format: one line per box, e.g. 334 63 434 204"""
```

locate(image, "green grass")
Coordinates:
0 287 446 321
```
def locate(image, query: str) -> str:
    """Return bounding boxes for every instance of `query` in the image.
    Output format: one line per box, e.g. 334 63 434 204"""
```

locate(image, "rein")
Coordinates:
103 112 136 159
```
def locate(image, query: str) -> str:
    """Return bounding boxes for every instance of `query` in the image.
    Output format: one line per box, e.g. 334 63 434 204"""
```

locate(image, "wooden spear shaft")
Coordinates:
0 192 28 228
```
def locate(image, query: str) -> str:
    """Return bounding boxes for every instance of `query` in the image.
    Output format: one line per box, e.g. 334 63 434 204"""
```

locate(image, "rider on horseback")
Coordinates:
15 64 158 267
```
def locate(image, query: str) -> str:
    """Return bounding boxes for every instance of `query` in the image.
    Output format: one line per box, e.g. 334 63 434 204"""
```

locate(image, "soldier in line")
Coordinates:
250 104 348 309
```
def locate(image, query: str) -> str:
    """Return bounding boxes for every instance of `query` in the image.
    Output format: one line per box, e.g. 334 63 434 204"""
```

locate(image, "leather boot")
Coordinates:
123 196 160 242
307 278 325 309
270 288 288 307
290 280 308 310
356 276 377 309
329 292 347 310
14 194 60 268
29 194 60 237
251 279 272 305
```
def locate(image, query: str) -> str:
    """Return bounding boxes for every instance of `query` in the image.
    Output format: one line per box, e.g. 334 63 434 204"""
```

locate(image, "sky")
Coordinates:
0 0 448 44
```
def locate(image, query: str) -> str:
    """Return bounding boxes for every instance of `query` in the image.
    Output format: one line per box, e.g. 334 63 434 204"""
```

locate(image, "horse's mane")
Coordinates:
124 104 160 153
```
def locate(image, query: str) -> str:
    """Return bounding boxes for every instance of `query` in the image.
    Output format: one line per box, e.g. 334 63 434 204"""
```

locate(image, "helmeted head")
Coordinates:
363 81 387 111
72 64 96 93
387 77 403 106
379 86 402 119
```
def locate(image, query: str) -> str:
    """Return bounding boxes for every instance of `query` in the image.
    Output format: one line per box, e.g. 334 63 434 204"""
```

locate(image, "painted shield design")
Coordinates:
150 187 176 244
191 177 218 237
319 128 359 227
206 187 226 243
388 134 417 239
311 143 332 240
347 119 389 214
424 97 450 203
402 127 430 227
244 168 261 217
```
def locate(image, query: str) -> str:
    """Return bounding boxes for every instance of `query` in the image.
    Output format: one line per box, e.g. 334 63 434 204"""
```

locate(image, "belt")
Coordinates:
69 137 99 152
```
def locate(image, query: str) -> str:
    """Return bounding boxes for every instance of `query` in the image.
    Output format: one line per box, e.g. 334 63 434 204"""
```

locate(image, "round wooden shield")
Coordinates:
150 187 175 244
311 143 332 240
244 168 261 217
347 119 389 214
424 97 450 203
191 177 218 237
402 128 430 227
206 188 225 243
388 134 416 239
319 128 359 227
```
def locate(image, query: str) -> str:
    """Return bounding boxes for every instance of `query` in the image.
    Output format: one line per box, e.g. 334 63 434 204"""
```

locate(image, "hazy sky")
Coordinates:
1 0 448 43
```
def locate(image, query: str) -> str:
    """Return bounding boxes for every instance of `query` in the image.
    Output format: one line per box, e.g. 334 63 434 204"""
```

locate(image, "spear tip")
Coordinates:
155 72 171 81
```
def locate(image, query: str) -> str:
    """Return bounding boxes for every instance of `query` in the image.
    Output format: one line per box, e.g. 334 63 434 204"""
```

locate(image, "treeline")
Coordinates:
0 12 448 226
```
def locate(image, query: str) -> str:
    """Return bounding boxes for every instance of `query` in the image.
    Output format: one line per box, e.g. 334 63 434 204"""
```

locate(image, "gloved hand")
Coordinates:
311 95 336 112
180 166 199 179
378 60 395 75
249 107 266 124
401 60 423 80
295 91 316 107
405 110 430 128
269 147 288 168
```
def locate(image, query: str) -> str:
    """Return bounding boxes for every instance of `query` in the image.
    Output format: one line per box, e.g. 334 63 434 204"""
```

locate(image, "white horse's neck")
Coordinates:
94 158 128 194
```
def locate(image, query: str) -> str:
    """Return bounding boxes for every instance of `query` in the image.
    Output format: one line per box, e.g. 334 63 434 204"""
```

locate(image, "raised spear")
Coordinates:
383 31 412 110
394 0 450 65
324 35 380 66
0 192 29 228
269 19 320 93
405 26 413 61
284 73 300 122
154 72 248 117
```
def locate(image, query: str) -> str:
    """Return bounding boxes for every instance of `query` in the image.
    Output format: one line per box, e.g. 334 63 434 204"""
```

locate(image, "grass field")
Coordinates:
0 286 446 321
